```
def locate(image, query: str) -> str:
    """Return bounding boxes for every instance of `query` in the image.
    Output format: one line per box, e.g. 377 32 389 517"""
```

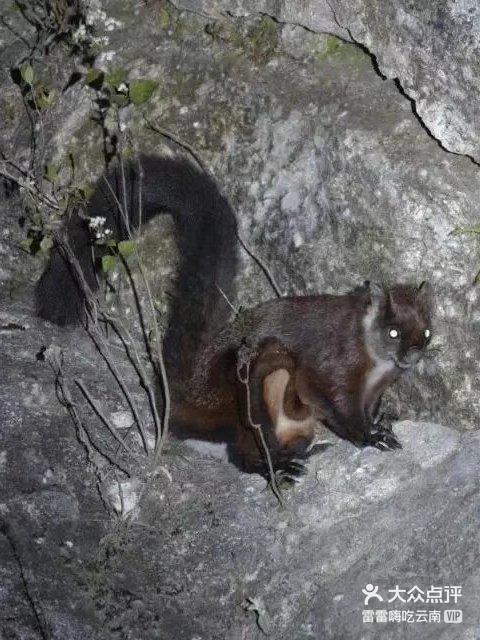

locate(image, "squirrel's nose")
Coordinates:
404 347 422 365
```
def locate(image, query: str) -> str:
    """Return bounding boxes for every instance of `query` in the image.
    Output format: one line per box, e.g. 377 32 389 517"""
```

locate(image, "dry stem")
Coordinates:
236 344 283 506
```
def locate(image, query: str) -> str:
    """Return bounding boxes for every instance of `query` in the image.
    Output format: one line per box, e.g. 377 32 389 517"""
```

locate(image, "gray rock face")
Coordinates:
1 315 478 639
1 1 479 639
172 0 480 161
1 0 479 427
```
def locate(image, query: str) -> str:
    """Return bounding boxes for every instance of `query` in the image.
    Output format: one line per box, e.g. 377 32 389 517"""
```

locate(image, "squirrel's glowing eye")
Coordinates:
389 328 399 339
424 328 431 339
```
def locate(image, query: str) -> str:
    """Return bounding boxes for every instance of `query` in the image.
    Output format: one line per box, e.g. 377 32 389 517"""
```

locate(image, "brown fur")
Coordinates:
173 283 433 471
36 155 433 474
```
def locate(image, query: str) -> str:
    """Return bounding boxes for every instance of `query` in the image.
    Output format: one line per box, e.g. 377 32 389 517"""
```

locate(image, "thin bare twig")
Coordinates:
216 284 239 315
45 346 131 476
134 158 171 466
143 118 284 299
102 173 126 222
237 233 283 298
137 156 143 231
30 90 47 174
0 523 50 640
117 116 131 237
236 344 283 506
74 378 139 460
144 117 207 172
103 314 162 451
101 146 171 468
0 162 59 210
83 320 150 454
51 231 150 454
118 236 171 467
109 151 171 469
0 15 32 49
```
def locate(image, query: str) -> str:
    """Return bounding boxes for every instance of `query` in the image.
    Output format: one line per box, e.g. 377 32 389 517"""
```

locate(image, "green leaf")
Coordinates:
451 225 480 236
77 185 94 200
102 254 117 273
106 68 128 89
474 268 480 284
20 63 34 85
40 236 53 252
20 237 34 253
24 236 41 255
57 197 69 214
160 7 171 28
45 164 59 183
110 92 129 107
36 87 56 110
129 79 158 105
118 240 136 259
86 67 104 89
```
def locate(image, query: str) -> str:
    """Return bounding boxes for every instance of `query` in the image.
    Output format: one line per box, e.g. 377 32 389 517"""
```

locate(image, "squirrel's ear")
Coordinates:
365 281 385 307
417 280 432 296
417 281 434 313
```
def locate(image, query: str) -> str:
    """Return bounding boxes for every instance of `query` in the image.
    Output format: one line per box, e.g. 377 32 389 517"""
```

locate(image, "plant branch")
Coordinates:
51 231 150 454
236 344 283 506
44 345 131 477
144 117 207 172
74 378 139 460
237 233 283 298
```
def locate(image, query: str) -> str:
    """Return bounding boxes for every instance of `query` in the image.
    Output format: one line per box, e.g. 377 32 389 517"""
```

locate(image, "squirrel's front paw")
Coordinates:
274 459 307 487
365 426 402 451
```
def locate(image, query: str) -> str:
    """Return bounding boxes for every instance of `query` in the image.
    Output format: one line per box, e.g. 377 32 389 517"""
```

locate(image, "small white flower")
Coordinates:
72 23 88 43
85 8 107 26
88 217 112 241
105 17 123 31
88 216 106 229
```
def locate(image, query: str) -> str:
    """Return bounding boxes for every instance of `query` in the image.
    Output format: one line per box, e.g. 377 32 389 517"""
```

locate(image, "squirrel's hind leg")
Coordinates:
235 340 316 475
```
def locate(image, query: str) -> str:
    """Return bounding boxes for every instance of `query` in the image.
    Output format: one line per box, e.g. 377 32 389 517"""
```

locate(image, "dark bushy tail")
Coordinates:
36 155 238 369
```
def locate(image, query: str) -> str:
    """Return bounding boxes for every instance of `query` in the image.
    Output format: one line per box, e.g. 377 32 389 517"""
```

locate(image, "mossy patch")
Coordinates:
315 35 344 62
205 14 280 65
248 15 280 63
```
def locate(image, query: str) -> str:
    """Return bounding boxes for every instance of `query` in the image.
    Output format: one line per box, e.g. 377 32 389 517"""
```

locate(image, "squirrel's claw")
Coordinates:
273 459 307 487
306 441 334 457
366 428 403 451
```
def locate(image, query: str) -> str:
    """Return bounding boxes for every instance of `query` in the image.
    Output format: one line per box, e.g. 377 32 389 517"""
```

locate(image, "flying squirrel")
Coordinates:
36 155 434 476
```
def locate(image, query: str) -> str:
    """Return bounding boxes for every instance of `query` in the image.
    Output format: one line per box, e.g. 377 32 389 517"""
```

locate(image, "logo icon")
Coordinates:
362 584 384 606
